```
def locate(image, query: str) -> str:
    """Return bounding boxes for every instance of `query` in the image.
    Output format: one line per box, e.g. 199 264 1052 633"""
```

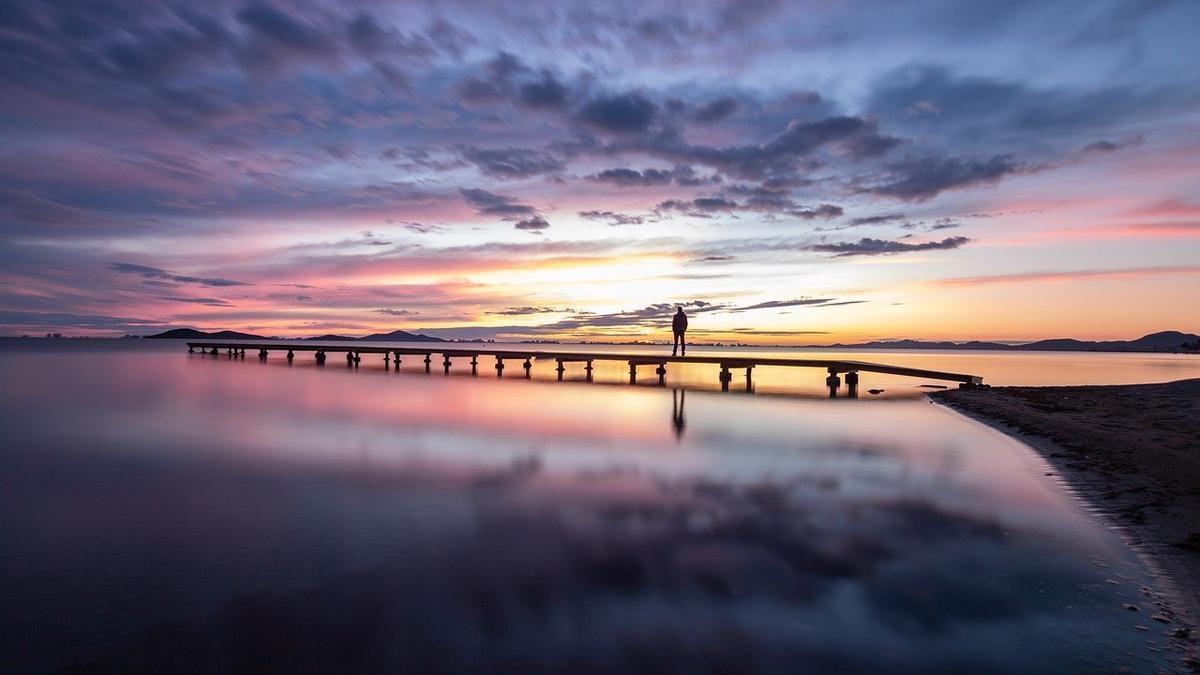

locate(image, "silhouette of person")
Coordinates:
671 306 688 356
672 389 686 439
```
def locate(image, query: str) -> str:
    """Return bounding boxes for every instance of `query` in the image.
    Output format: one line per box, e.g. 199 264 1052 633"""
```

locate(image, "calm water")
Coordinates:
2 339 1194 673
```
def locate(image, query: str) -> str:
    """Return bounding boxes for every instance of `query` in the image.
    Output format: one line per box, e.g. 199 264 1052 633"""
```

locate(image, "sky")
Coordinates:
1 0 1198 343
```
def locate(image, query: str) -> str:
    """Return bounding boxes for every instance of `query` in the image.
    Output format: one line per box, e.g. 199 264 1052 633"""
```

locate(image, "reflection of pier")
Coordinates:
185 342 984 395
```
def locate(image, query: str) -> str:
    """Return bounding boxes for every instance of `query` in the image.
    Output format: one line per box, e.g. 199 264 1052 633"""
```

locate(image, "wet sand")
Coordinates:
936 379 1200 667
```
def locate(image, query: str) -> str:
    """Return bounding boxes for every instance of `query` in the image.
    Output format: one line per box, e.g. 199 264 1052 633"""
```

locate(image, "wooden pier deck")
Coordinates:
186 341 984 396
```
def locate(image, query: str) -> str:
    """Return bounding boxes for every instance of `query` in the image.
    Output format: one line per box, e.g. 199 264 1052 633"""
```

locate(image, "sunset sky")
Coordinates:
2 0 1198 342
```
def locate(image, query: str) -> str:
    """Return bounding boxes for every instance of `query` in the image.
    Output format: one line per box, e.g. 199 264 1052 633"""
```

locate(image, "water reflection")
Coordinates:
0 342 1181 673
672 388 686 439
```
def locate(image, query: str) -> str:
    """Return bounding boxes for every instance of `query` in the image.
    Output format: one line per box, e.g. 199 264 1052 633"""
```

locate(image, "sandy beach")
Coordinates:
937 379 1200 666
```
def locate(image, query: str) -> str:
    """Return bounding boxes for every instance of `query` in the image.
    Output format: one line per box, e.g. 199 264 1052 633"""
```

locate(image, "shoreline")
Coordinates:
935 379 1200 669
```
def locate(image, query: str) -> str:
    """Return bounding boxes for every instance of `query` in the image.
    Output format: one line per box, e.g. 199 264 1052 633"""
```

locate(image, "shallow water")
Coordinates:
0 340 1189 673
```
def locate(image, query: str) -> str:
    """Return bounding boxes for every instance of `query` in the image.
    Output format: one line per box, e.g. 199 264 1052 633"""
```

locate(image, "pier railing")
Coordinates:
186 341 984 396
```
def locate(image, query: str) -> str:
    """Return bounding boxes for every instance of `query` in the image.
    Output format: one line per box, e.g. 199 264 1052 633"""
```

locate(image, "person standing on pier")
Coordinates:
671 306 688 356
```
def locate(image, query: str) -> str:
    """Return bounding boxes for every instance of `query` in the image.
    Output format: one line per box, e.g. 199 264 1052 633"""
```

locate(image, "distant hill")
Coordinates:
147 328 265 340
148 327 444 342
827 331 1200 353
358 329 446 342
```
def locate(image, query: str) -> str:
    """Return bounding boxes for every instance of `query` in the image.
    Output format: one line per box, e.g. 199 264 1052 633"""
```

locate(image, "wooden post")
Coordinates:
424 353 432 373
826 368 841 398
719 365 732 391
628 361 637 384
745 365 754 392
259 349 268 360
393 351 402 370
495 357 504 377
443 355 452 374
316 351 326 365
286 349 294 363
470 354 478 375
845 371 859 398
523 358 532 378
188 345 194 353
655 363 667 385
585 360 594 381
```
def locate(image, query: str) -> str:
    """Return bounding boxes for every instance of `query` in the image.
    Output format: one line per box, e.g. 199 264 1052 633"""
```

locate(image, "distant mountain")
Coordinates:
305 334 358 341
147 328 265 340
827 339 1012 350
827 331 1199 353
357 329 446 342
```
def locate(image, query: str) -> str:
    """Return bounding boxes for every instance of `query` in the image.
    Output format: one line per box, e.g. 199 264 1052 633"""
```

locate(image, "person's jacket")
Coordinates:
672 312 688 333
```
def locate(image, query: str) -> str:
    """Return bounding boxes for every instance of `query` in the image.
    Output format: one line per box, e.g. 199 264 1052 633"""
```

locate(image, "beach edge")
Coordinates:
933 382 1199 670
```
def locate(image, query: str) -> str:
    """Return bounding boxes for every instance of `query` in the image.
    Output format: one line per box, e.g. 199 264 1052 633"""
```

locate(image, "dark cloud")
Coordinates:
792 204 844 220
376 308 416 316
237 4 333 55
518 73 569 109
689 255 735 263
848 213 907 226
693 96 738 123
722 184 841 218
591 167 672 186
158 295 234 307
109 262 249 287
460 188 537 217
578 93 657 133
656 197 739 217
1080 136 1143 154
590 165 719 187
460 147 564 178
868 65 1195 148
487 306 571 316
0 311 164 333
456 51 526 104
578 210 646 226
872 155 1023 201
618 116 901 181
729 298 866 312
930 218 960 230
514 216 550 231
809 236 971 257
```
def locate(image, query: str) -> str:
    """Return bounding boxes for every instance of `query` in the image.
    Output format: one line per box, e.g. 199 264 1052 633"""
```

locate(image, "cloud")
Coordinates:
109 262 249 287
729 298 866 311
460 147 564 178
487 306 571 315
1079 136 1143 154
928 265 1200 287
578 210 646 226
376 308 417 316
693 96 738 123
514 216 550 231
456 51 525 104
809 236 971 256
578 93 657 133
656 197 739 216
590 167 673 186
872 155 1024 201
848 213 906 226
618 115 901 181
460 188 537 217
586 165 718 188
518 73 569 109
158 295 234 307
0 311 164 333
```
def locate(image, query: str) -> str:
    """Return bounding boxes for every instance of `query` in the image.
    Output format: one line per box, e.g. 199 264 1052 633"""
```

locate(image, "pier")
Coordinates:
186 341 984 396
